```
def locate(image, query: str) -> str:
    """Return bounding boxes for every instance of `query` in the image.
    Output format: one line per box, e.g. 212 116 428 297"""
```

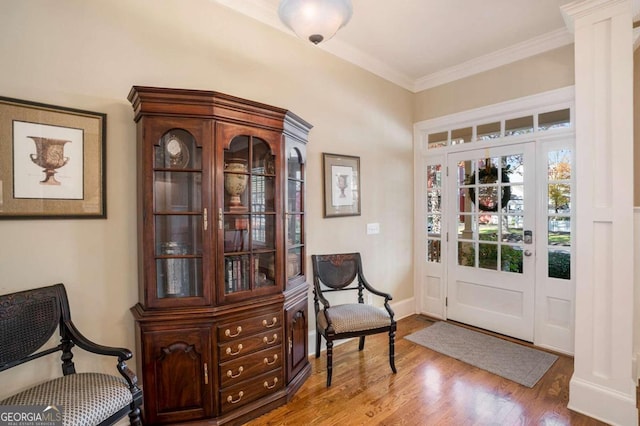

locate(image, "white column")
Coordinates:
561 1 636 425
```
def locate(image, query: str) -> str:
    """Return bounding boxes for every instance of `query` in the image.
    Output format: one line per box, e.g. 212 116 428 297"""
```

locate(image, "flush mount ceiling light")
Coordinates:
278 0 353 45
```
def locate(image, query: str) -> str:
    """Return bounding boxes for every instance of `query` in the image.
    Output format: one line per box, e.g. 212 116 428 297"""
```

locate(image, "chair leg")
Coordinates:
389 329 397 374
315 330 321 358
326 340 333 387
129 407 142 426
358 335 365 351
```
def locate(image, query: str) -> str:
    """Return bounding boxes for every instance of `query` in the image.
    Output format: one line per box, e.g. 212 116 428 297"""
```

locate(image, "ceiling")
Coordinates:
214 0 639 93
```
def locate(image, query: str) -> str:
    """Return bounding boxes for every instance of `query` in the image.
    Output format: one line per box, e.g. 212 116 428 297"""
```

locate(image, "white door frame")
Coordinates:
413 86 575 354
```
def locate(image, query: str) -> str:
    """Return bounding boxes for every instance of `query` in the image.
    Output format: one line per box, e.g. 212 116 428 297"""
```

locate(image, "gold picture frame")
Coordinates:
0 96 106 218
322 152 360 218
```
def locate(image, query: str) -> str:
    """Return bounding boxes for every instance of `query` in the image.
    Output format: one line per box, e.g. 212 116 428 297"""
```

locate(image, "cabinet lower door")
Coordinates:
285 298 309 382
141 327 213 424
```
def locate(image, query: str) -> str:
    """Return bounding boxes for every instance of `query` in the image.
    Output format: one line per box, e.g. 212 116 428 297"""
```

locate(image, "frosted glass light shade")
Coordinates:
278 0 353 44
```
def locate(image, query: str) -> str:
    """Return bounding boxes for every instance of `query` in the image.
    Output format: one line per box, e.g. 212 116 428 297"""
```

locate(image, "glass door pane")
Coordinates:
153 130 203 299
223 135 277 295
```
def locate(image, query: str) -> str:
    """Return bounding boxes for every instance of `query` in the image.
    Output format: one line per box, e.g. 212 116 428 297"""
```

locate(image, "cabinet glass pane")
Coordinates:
224 137 250 213
288 148 302 179
156 258 202 298
252 215 275 250
154 172 202 212
251 176 275 212
224 255 250 293
224 215 249 253
288 180 302 212
154 130 201 169
287 248 302 279
155 216 202 255
254 252 276 288
252 138 275 174
287 214 302 245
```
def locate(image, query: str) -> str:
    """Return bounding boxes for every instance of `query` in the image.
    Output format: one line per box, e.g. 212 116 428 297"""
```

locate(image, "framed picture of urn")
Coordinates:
0 96 106 218
322 152 361 218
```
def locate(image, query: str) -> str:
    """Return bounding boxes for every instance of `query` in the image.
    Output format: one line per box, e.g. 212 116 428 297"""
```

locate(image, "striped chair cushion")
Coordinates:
0 372 132 426
317 304 392 334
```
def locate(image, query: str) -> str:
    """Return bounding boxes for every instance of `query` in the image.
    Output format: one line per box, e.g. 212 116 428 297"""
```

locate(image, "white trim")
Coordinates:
413 29 574 92
569 377 638 426
414 86 575 136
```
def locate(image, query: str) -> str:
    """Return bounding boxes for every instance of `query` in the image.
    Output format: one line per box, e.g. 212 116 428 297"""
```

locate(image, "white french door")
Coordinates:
446 143 536 341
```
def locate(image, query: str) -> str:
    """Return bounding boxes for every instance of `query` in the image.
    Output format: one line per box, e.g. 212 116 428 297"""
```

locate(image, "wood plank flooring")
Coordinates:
244 315 608 425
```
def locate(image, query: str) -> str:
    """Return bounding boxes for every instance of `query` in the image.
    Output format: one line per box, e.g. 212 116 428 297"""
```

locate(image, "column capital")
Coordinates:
561 0 633 32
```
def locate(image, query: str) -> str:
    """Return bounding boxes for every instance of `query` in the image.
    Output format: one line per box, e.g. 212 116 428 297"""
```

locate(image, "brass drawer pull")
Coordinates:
263 378 278 390
263 333 278 345
225 326 242 338
226 344 243 356
227 366 244 378
262 317 278 328
263 354 278 366
227 391 244 404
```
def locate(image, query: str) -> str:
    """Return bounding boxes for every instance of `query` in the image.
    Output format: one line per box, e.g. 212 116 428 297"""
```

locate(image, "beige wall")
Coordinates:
413 45 575 122
0 0 414 398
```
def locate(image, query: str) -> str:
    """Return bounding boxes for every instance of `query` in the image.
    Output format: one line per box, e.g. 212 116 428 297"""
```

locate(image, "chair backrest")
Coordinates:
0 284 71 372
311 253 367 306
312 253 362 290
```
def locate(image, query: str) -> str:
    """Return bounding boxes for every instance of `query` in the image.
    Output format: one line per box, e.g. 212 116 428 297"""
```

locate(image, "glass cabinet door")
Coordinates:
153 129 204 300
221 132 279 300
286 147 305 287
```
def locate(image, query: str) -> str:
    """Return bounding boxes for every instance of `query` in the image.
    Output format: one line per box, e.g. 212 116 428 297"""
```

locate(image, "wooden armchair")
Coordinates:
311 253 397 386
0 283 143 426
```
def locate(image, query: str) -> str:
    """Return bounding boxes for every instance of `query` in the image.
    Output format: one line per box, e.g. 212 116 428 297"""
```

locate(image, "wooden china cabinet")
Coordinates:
128 86 311 425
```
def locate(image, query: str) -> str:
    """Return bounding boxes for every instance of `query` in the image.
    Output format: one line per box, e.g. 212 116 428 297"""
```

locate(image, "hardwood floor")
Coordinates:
244 315 608 425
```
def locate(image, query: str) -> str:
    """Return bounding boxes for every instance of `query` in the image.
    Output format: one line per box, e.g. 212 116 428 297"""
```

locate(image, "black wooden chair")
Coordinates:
0 283 143 426
311 253 397 386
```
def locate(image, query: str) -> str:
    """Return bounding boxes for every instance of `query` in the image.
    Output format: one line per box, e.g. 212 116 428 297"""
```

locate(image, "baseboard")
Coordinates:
568 376 637 426
308 297 416 356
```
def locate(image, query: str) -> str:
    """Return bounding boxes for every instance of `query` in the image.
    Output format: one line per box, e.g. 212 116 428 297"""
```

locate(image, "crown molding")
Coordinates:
213 1 573 93
412 28 574 93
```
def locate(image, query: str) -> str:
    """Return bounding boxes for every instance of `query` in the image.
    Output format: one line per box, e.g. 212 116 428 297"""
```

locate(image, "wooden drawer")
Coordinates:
219 369 283 414
219 345 282 388
217 310 283 343
218 327 282 362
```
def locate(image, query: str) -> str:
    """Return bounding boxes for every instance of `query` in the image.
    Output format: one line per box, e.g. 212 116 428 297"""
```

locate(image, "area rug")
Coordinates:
405 321 558 387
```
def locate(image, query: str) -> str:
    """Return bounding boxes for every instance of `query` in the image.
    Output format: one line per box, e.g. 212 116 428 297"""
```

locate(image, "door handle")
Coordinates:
524 250 533 257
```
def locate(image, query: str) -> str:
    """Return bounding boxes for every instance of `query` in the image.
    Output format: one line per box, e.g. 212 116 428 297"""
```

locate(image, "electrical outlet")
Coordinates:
367 294 373 305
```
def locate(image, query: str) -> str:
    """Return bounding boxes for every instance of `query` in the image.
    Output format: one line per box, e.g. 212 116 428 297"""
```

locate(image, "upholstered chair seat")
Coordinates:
317 303 393 334
0 373 133 426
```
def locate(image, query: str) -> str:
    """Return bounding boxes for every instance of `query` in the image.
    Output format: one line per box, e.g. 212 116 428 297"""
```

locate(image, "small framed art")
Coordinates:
322 152 360 218
0 96 106 219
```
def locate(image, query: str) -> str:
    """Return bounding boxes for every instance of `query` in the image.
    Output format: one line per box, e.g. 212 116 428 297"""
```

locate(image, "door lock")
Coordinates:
524 230 533 244
524 250 533 257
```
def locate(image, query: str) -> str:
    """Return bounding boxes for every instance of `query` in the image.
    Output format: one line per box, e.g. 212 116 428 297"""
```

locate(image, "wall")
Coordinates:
0 0 414 398
413 45 575 122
